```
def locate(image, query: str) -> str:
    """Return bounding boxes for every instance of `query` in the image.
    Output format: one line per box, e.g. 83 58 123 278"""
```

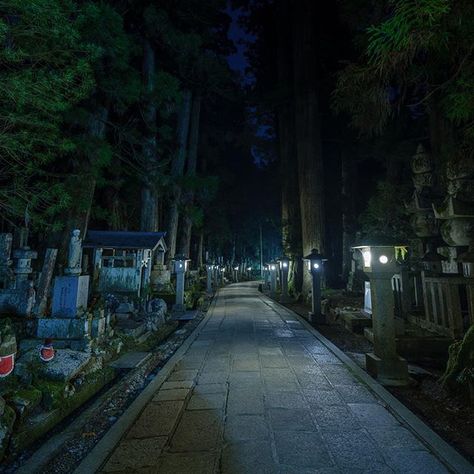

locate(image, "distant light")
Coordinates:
271 265 276 271
282 262 288 268
379 255 388 264
247 267 251 271
313 263 319 269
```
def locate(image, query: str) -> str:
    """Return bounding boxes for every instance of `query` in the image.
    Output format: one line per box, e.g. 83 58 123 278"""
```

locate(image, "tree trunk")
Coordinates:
140 40 160 231
341 146 357 283
178 94 201 257
57 106 108 264
292 0 325 294
166 89 192 260
275 0 303 294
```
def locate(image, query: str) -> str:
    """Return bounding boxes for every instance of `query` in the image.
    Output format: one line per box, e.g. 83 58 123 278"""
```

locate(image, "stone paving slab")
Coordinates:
97 283 473 474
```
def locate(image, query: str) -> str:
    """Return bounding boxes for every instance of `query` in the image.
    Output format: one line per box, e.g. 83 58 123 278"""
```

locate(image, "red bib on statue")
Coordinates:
0 353 15 377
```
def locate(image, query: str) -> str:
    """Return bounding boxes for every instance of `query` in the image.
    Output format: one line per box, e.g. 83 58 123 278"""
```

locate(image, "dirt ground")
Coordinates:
284 299 474 464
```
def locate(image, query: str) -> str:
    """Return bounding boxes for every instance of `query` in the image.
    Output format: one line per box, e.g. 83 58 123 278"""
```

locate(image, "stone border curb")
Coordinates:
262 294 474 474
74 294 218 474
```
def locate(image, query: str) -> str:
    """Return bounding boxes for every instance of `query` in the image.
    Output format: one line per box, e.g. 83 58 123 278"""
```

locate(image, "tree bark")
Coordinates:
178 94 201 257
140 40 160 231
166 89 192 260
275 0 303 294
292 0 325 294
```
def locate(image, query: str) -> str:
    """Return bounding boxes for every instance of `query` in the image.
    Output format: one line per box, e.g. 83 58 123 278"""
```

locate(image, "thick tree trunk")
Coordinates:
341 146 357 283
276 0 303 294
57 106 108 264
292 0 325 294
166 89 192 260
140 40 160 231
178 94 201 257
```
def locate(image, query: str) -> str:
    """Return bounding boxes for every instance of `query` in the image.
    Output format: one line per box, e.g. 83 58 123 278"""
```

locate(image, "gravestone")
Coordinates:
52 275 90 318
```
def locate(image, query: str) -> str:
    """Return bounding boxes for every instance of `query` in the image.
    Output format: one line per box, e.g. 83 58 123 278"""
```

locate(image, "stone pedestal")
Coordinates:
308 272 325 324
52 275 90 318
366 275 408 386
280 268 291 304
173 271 186 313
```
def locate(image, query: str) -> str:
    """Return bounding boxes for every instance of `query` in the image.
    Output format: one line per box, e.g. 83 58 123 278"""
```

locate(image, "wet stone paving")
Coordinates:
100 283 451 474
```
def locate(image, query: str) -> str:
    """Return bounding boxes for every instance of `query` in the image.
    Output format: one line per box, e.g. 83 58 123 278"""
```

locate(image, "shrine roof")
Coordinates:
83 230 167 251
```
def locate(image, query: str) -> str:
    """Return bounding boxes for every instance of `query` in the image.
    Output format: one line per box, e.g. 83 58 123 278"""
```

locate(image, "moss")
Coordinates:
0 405 16 461
135 322 178 352
440 324 474 399
34 380 66 410
4 388 42 419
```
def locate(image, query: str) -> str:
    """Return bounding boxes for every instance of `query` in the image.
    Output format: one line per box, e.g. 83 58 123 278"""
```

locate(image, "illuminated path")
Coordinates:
80 282 470 474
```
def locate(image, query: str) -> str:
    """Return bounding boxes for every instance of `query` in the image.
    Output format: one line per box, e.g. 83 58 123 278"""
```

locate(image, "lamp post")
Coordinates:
278 256 291 304
269 261 278 297
172 255 190 313
206 262 213 294
303 249 326 324
247 266 252 279
353 244 409 386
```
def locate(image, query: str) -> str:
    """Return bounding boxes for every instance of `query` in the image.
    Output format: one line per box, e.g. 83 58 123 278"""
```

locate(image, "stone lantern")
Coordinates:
421 243 447 276
233 265 239 283
277 256 291 304
268 262 278 297
353 244 409 386
220 266 226 286
246 266 252 279
303 249 327 324
172 255 190 313
206 263 214 294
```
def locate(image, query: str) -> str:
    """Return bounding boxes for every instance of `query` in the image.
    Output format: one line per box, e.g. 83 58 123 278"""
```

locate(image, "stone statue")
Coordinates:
65 229 82 275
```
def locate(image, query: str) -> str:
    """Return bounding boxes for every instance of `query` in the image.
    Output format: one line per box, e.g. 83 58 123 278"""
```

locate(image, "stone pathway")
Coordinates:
98 283 462 474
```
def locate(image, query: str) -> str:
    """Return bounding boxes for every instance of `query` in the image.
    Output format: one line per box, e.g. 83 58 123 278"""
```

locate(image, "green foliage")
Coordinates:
440 325 474 400
0 0 95 226
334 0 474 156
359 180 412 242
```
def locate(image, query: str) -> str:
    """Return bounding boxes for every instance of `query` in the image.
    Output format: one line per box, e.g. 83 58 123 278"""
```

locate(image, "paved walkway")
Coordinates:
98 283 463 474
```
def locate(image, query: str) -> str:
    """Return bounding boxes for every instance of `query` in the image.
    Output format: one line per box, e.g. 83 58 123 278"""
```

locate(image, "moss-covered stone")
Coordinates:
4 387 42 419
34 380 66 410
440 324 474 399
0 405 16 461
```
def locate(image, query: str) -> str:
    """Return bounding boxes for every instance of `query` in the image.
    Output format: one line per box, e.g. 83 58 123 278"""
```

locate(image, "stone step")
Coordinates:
109 351 152 370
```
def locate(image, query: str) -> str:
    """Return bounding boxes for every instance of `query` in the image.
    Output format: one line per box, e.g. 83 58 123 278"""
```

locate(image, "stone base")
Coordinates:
172 303 186 313
308 312 327 325
365 352 409 386
37 318 89 340
340 310 372 334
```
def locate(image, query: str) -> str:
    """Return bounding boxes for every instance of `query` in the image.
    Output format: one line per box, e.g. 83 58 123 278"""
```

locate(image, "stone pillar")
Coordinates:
206 266 213 294
172 259 186 313
366 272 408 385
13 247 37 285
309 271 322 323
280 263 291 304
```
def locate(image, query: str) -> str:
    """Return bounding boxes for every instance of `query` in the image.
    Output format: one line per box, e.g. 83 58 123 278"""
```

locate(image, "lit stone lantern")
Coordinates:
278 256 291 304
172 255 190 313
246 266 252 279
220 266 225 286
206 262 214 294
303 249 327 324
268 261 278 297
353 244 409 386
233 265 239 283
